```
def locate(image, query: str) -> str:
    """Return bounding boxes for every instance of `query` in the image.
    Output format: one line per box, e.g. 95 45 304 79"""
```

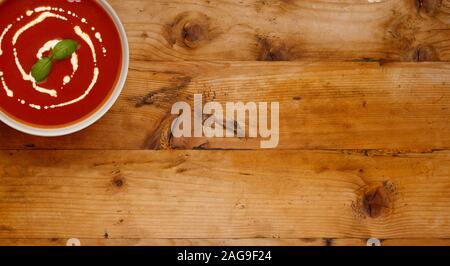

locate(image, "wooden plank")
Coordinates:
0 150 448 239
1 238 449 246
0 238 326 246
109 0 450 61
1 62 449 150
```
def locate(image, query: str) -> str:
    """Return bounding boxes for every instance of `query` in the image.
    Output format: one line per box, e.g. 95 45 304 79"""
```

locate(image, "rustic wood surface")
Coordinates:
0 0 449 246
1 62 450 150
117 0 450 62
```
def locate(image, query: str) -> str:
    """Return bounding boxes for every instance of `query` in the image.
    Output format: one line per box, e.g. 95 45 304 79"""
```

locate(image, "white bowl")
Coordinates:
0 0 129 137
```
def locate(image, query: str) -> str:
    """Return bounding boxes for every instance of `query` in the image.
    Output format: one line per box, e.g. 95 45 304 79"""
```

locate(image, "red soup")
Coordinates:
0 0 122 127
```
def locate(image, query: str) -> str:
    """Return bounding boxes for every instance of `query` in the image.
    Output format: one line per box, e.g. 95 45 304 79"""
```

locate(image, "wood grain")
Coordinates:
1 62 449 150
1 0 450 247
0 150 448 241
109 0 450 61
1 238 449 246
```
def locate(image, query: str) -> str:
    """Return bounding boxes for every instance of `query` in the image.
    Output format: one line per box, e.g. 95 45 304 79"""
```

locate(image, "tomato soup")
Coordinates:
0 0 122 127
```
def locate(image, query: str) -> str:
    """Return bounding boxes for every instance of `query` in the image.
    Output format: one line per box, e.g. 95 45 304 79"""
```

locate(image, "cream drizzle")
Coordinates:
0 71 13 97
0 24 12 56
74 25 97 63
63 76 71 85
70 52 79 72
29 103 41 110
32 78 57 98
47 67 99 109
47 26 99 109
36 39 79 88
13 12 67 45
1 6 105 111
12 12 68 98
95 32 102 43
13 48 58 98
36 39 60 59
34 7 51 13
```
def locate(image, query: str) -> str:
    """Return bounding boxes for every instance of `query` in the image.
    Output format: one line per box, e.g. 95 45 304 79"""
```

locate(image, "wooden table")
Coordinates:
0 0 449 246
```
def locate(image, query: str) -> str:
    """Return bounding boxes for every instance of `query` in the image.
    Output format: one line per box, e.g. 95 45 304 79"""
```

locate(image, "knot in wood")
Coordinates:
164 12 217 49
182 22 206 47
257 36 293 61
405 45 439 62
415 0 442 16
362 183 393 218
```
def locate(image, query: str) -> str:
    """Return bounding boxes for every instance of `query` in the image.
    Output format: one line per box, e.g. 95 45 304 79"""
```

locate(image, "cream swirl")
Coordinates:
0 6 108 111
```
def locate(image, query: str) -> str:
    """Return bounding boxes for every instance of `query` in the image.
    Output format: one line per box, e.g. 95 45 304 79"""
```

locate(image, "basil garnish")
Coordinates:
51 39 79 61
30 39 79 82
31 57 53 82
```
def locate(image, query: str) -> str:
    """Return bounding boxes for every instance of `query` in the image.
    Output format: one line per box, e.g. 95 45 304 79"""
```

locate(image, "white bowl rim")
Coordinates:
0 0 130 137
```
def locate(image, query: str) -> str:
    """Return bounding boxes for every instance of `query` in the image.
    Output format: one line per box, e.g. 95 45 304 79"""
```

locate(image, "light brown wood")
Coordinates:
1 62 449 150
1 238 449 246
0 150 449 242
110 0 450 61
1 0 450 247
0 238 327 246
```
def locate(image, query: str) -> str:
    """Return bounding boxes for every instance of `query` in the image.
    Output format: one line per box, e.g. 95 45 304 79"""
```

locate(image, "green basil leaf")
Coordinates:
51 39 79 61
31 57 53 82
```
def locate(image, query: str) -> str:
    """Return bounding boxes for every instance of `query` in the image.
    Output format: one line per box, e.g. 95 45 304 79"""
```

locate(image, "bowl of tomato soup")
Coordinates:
0 0 128 136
